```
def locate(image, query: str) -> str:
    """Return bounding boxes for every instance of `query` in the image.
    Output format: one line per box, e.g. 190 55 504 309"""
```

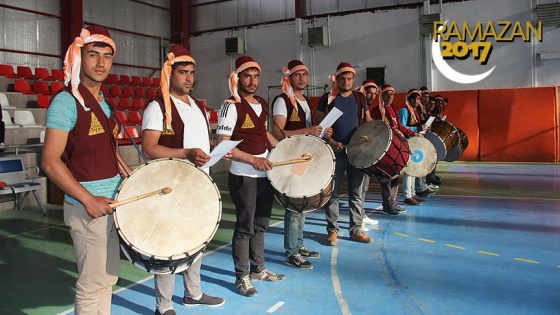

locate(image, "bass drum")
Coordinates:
114 158 221 274
403 136 438 177
266 135 335 213
444 127 469 162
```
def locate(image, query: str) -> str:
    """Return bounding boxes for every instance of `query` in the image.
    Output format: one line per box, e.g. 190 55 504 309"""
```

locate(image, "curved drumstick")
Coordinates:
272 153 312 167
109 187 172 208
344 135 369 149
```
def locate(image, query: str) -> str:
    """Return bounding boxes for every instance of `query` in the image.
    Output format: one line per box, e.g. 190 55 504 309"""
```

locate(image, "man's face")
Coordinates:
382 90 395 105
365 87 378 105
290 70 308 91
80 43 114 84
170 63 195 96
421 93 430 105
427 100 436 111
336 72 354 92
410 95 421 108
238 68 260 95
435 99 445 112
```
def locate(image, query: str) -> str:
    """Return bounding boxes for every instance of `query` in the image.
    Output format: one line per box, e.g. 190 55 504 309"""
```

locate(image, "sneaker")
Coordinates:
363 215 379 225
250 269 286 282
417 188 435 197
381 208 400 216
428 184 439 189
404 198 420 206
327 230 338 245
235 276 258 297
285 253 313 269
394 206 408 213
183 293 225 307
350 231 373 243
299 246 320 258
155 310 176 315
362 224 370 232
413 195 425 203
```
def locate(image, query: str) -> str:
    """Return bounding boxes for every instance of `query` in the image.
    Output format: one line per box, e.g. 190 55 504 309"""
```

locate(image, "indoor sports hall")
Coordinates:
0 1 559 315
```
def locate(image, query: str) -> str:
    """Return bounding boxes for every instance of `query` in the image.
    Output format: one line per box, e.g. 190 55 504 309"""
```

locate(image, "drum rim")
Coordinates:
113 158 222 260
347 121 394 168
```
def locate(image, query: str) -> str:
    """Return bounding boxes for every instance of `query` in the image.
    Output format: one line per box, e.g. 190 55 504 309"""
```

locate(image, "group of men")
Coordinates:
41 25 445 315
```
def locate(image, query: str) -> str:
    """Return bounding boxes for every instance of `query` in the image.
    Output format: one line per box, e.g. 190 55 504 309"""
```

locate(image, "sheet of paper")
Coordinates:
203 140 242 169
441 115 447 121
319 107 343 138
419 117 436 134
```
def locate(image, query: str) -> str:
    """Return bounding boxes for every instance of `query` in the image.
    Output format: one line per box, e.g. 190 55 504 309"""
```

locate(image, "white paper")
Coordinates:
441 115 447 121
419 117 436 134
204 140 242 168
319 107 343 138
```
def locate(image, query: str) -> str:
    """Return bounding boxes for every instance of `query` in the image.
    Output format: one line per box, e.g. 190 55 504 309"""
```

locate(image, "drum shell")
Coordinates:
425 121 460 161
114 158 221 274
347 120 410 179
266 135 335 213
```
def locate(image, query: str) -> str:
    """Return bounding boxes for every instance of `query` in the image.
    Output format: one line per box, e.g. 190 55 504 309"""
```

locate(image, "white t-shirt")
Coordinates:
216 101 268 178
272 96 312 128
142 95 210 172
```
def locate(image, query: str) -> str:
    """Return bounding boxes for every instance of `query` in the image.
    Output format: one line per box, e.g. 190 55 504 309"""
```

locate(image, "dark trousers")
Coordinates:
376 176 399 210
228 173 274 278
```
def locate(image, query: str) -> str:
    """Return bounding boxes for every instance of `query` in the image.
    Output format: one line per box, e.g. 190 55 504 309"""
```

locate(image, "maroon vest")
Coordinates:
231 96 271 155
62 84 120 181
272 93 312 131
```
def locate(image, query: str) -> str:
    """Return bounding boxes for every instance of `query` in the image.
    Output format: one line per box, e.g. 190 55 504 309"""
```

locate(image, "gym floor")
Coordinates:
1 162 559 315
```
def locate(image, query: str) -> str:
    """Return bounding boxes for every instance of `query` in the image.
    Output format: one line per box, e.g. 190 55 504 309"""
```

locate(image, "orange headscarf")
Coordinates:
226 55 261 104
281 60 309 109
63 25 116 111
159 44 196 130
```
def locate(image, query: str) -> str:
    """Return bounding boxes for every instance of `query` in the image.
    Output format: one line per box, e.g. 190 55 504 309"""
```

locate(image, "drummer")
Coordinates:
41 25 132 314
271 60 333 269
397 89 431 205
315 62 373 245
216 55 285 297
141 45 225 314
369 84 416 215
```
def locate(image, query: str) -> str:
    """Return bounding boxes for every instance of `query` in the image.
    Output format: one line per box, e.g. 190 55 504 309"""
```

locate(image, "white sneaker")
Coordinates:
362 224 369 232
362 215 379 225
428 184 439 189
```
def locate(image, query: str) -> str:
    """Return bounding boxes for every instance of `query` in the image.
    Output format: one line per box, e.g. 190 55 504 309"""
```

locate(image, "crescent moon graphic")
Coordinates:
432 21 496 84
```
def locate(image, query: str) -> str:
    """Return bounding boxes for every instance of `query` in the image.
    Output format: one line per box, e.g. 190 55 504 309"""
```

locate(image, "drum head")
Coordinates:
425 131 446 161
266 135 335 198
347 120 391 168
114 159 221 260
403 136 437 177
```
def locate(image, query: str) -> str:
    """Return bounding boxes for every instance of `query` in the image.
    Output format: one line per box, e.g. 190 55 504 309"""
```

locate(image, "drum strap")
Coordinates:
114 112 149 169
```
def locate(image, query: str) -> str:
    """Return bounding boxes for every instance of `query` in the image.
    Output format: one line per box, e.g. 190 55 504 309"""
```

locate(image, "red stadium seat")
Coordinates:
105 73 119 85
115 110 132 125
209 111 218 124
134 87 146 98
141 76 152 86
100 85 110 96
16 66 34 79
122 86 135 97
50 68 64 81
131 76 142 86
132 98 146 110
50 81 65 93
33 81 51 95
118 98 133 110
106 97 118 108
13 80 36 94
151 77 160 87
146 87 158 98
117 127 141 145
37 94 52 108
120 75 131 85
34 67 52 80
0 64 19 78
109 86 122 97
128 110 143 125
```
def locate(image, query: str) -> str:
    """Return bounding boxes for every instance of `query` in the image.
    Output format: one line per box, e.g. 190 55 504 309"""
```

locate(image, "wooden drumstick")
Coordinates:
109 187 172 208
345 135 369 149
272 153 312 167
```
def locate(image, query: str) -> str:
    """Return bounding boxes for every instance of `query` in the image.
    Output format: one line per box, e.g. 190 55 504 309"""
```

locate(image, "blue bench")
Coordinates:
0 156 46 214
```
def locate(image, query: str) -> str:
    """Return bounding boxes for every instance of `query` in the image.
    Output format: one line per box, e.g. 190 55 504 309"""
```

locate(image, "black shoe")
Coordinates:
299 246 320 258
381 208 400 216
155 310 176 315
285 253 313 269
394 206 408 213
413 195 425 203
417 188 435 197
183 293 225 307
404 198 420 206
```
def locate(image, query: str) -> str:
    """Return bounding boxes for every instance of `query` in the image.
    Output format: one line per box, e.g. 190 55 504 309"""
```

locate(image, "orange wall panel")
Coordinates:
478 87 557 162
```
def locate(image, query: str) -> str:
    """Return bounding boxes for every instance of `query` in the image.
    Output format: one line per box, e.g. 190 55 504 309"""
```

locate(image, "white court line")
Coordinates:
433 194 559 201
331 246 352 315
266 301 285 313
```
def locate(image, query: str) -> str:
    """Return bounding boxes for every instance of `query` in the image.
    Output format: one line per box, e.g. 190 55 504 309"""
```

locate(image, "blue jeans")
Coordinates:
324 151 365 235
284 210 306 256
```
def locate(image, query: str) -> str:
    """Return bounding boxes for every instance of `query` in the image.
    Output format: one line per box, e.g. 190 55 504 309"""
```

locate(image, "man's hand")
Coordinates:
251 157 273 171
306 125 323 137
324 127 333 139
186 148 211 167
83 196 117 219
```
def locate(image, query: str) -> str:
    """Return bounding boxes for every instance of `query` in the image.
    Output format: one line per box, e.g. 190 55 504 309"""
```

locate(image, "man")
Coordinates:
397 89 429 205
216 55 284 297
315 62 373 246
41 25 132 314
369 84 416 216
141 44 225 315
271 59 332 269
357 80 380 228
